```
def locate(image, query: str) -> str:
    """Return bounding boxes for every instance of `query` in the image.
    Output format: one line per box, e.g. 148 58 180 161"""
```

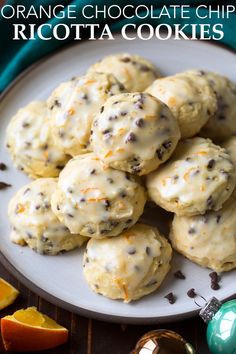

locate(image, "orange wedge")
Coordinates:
1 307 68 352
0 278 19 310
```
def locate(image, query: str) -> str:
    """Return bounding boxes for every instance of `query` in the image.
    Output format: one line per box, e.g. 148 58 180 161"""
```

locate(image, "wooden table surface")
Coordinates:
0 262 211 354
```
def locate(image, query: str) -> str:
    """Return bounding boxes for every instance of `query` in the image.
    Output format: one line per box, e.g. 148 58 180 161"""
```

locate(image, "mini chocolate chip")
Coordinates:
218 114 225 120
56 165 64 170
216 215 221 223
136 104 143 110
118 83 125 91
193 169 200 176
88 227 95 235
102 129 111 135
67 213 74 218
54 99 61 107
120 57 131 63
100 106 104 113
26 232 33 239
22 122 30 128
135 118 145 128
160 113 167 119
90 169 96 175
107 178 114 184
207 109 211 115
108 115 117 121
202 214 208 223
156 148 164 160
0 163 7 171
35 205 40 210
125 132 136 143
164 292 176 304
174 270 186 280
146 246 151 256
207 196 213 208
162 140 172 150
188 227 196 235
23 188 31 195
120 191 127 198
136 93 145 105
211 282 220 290
101 229 110 235
41 236 48 243
67 188 73 194
57 205 60 211
0 182 11 190
198 70 206 76
120 111 127 116
82 93 88 100
126 219 132 224
139 64 151 72
187 288 196 298
108 220 119 228
127 247 136 255
42 144 48 150
80 198 86 202
209 272 220 283
59 131 65 138
104 200 110 210
207 159 215 170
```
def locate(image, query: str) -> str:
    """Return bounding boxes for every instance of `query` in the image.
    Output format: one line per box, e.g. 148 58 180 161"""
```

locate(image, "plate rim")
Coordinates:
0 37 235 324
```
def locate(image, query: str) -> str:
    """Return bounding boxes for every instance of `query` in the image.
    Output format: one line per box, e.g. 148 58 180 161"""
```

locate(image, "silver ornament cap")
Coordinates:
199 297 222 323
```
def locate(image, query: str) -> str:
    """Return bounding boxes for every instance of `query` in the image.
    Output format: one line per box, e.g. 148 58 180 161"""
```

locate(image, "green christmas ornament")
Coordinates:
200 297 236 354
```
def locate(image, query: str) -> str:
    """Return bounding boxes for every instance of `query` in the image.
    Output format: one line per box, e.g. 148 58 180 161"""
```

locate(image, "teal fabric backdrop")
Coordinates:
0 0 235 92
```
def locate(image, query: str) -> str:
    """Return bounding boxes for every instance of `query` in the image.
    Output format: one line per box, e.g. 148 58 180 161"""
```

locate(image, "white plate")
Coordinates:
0 36 236 324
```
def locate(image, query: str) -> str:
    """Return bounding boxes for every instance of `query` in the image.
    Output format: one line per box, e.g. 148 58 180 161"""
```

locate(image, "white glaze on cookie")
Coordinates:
51 153 146 237
83 223 172 302
91 92 180 175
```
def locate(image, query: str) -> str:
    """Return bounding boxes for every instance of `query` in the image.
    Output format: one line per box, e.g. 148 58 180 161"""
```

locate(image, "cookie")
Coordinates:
170 190 236 272
196 70 236 141
146 137 236 216
51 153 146 237
222 137 236 168
8 178 87 255
91 92 180 175
83 223 172 302
146 71 217 138
87 53 160 92
6 101 69 179
47 72 126 156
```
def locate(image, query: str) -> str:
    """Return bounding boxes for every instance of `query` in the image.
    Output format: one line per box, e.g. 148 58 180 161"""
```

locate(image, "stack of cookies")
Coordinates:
6 53 236 302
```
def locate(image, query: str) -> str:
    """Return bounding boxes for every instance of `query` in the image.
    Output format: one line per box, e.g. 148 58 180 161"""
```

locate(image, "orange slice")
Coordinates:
1 307 68 352
0 278 19 310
